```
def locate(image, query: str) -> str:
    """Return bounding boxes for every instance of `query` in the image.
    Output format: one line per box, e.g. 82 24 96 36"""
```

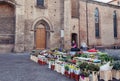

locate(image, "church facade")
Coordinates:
0 0 120 52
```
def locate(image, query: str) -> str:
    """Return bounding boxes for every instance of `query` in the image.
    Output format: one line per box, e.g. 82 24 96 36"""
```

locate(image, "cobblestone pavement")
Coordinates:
0 53 74 81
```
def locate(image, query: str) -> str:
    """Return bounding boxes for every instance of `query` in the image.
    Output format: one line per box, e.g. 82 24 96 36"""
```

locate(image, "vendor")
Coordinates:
72 40 77 48
70 40 80 52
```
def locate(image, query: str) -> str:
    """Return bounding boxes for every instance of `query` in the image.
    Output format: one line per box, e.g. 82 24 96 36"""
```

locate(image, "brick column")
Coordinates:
64 0 71 50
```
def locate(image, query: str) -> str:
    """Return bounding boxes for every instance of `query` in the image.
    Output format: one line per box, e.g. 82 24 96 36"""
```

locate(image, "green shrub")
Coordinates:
113 61 120 70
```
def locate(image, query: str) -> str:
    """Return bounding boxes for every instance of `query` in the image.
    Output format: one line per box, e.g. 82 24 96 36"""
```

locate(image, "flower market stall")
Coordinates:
30 48 120 81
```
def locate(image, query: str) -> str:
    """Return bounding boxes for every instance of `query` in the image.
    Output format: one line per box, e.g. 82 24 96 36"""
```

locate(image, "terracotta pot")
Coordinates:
51 65 55 70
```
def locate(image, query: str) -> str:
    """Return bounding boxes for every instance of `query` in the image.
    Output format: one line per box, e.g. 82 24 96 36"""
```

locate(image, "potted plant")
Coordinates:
112 61 120 80
80 70 90 81
64 65 70 77
79 62 90 81
69 64 75 79
74 67 80 81
38 55 47 65
79 62 88 70
50 59 55 70
87 63 100 81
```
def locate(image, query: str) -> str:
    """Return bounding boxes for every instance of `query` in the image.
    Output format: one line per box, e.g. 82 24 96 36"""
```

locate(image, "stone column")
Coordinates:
64 0 71 50
14 0 25 52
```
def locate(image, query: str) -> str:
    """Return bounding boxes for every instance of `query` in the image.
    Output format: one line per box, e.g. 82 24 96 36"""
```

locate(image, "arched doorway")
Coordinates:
0 1 15 52
34 20 50 49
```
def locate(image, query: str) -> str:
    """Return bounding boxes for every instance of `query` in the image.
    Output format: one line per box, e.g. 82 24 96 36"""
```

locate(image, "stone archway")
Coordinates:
35 24 46 49
33 19 53 49
0 1 15 53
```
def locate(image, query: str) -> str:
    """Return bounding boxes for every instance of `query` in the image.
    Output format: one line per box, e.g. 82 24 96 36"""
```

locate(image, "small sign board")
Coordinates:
61 30 64 37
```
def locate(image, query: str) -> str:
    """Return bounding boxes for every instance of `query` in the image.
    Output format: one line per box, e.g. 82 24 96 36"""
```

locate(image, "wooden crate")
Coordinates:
112 70 120 80
30 55 38 63
91 71 98 81
100 70 112 81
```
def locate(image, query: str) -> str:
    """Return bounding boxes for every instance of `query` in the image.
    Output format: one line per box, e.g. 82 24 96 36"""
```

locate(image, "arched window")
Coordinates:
113 11 117 38
71 0 79 18
95 8 100 38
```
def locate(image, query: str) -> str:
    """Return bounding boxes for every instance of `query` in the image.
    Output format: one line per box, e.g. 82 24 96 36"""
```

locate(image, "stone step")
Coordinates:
0 44 14 53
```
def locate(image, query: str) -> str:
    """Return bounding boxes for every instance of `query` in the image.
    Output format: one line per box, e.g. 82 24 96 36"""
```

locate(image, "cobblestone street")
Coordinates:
0 53 74 81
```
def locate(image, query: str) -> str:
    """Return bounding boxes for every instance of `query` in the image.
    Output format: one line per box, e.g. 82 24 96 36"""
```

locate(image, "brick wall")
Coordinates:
80 0 120 47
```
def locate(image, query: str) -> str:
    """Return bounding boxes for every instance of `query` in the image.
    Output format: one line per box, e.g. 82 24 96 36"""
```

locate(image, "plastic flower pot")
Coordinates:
42 61 46 65
74 69 80 81
64 71 68 76
79 76 89 81
70 72 75 79
74 74 79 81
64 70 70 78
51 65 55 70
38 59 42 64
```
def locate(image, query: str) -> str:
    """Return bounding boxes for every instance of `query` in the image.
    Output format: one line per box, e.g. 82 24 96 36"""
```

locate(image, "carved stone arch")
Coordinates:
32 17 53 49
32 17 53 31
0 0 16 7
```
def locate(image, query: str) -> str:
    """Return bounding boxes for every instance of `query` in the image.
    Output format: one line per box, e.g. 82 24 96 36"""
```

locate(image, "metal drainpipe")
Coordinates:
86 0 89 46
